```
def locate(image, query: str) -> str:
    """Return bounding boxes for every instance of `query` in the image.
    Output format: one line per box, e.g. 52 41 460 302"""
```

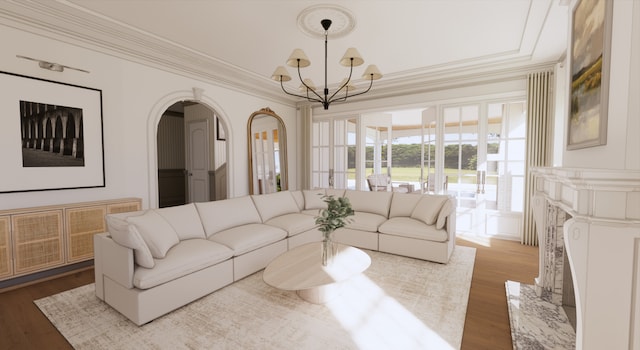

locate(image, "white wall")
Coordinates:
0 25 297 210
560 0 640 170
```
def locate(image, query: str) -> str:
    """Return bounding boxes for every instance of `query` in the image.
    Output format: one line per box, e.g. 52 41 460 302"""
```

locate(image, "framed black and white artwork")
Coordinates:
0 71 105 193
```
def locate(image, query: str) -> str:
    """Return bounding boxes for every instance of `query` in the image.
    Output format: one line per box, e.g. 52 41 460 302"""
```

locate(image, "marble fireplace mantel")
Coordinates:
531 167 640 350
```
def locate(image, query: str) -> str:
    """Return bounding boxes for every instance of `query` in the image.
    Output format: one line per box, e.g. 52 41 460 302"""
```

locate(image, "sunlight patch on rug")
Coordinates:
35 246 475 350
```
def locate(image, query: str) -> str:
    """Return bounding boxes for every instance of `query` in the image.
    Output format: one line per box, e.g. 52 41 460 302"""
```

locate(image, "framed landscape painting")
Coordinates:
567 0 612 150
0 71 105 193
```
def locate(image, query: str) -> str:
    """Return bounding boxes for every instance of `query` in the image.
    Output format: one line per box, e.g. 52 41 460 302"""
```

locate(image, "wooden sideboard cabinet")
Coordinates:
0 198 141 282
0 217 11 280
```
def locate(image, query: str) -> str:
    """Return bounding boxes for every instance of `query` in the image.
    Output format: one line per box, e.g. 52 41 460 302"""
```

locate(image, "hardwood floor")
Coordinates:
458 236 539 349
0 237 537 350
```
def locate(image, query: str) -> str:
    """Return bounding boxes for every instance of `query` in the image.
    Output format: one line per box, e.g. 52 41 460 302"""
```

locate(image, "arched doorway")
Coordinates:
156 101 228 208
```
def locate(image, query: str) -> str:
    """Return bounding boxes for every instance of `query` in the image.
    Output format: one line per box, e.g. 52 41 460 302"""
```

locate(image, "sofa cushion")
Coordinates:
303 189 327 210
326 188 345 198
195 196 262 237
154 203 206 240
345 190 393 217
127 210 180 259
301 208 322 216
251 191 300 222
209 223 287 256
410 195 448 225
345 211 388 232
265 213 318 236
132 239 233 290
389 192 422 218
436 198 455 229
105 213 155 268
379 217 449 242
290 190 305 211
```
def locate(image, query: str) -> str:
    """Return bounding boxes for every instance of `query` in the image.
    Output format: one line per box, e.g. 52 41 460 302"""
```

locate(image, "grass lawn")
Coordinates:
353 167 479 183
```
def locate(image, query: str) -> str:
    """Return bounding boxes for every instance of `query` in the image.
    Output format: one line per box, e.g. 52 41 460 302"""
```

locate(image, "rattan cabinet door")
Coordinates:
0 216 12 281
65 205 107 263
106 200 141 214
11 210 64 275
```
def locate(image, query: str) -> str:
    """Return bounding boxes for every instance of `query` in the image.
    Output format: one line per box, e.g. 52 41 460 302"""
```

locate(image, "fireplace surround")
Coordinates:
531 167 640 350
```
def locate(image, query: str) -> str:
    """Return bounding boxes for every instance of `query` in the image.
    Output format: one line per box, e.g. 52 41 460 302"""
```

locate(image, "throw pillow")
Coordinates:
154 203 206 240
127 210 180 259
303 189 327 210
251 191 300 222
389 192 422 218
436 198 454 229
325 188 345 198
105 214 155 268
195 196 262 237
411 195 448 225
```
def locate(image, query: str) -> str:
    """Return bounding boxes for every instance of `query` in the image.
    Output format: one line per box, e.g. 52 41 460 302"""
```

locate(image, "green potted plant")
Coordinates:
314 195 354 266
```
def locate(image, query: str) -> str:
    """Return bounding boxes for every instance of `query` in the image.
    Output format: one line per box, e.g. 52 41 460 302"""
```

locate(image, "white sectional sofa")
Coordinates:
94 189 456 325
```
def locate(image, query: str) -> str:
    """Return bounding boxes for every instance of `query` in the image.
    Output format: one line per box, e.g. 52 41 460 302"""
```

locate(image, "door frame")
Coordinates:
147 91 233 209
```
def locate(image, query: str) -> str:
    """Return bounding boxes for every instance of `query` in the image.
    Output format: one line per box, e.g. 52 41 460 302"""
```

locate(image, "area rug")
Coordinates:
35 246 476 350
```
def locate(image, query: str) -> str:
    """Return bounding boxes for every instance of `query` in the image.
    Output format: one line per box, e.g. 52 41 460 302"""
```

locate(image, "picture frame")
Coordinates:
216 117 226 141
0 71 105 193
567 0 612 150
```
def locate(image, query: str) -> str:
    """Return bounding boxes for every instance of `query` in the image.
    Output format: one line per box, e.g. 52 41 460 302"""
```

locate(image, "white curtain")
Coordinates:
299 105 313 190
522 71 553 246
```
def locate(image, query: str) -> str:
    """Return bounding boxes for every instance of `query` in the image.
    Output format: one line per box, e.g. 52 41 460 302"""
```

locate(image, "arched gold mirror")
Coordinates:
248 107 288 195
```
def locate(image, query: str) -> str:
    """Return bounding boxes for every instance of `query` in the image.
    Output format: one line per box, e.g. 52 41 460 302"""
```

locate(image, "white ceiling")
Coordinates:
1 0 569 104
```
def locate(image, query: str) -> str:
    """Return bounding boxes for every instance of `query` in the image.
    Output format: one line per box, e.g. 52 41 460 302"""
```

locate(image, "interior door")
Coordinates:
187 120 209 203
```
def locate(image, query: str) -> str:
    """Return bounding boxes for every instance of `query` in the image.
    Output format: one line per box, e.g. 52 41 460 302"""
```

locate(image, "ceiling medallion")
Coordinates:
297 4 356 39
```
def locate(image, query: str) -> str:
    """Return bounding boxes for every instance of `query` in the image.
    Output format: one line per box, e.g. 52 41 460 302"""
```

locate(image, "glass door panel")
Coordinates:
332 118 357 189
311 118 357 190
421 108 438 192
311 120 330 188
362 114 392 191
443 105 479 209
484 101 526 239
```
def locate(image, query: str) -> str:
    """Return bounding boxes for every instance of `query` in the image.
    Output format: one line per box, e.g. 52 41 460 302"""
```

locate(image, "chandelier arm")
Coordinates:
279 78 323 103
327 61 354 103
274 19 379 109
295 62 324 102
327 76 375 104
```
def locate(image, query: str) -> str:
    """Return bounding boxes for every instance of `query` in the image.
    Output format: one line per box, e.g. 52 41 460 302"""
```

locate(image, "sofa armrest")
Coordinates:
446 210 456 241
94 233 135 292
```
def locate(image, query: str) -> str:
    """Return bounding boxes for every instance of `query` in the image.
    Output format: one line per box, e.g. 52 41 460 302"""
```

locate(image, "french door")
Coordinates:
423 100 526 239
311 118 357 189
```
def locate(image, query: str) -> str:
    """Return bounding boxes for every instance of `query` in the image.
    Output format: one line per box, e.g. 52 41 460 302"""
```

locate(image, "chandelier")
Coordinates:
271 19 382 110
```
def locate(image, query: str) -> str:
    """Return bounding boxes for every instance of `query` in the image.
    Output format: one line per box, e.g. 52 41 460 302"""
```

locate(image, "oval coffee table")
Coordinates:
263 242 371 304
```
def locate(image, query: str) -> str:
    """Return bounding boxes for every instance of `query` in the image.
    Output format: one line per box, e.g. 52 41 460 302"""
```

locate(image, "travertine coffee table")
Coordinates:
263 242 371 304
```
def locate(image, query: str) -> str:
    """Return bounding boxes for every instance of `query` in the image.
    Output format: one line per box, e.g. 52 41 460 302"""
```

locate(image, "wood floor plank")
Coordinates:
458 236 539 350
0 237 537 349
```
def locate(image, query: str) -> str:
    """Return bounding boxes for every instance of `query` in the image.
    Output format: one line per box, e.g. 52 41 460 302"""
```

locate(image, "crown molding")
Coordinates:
0 0 558 110
0 0 295 105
